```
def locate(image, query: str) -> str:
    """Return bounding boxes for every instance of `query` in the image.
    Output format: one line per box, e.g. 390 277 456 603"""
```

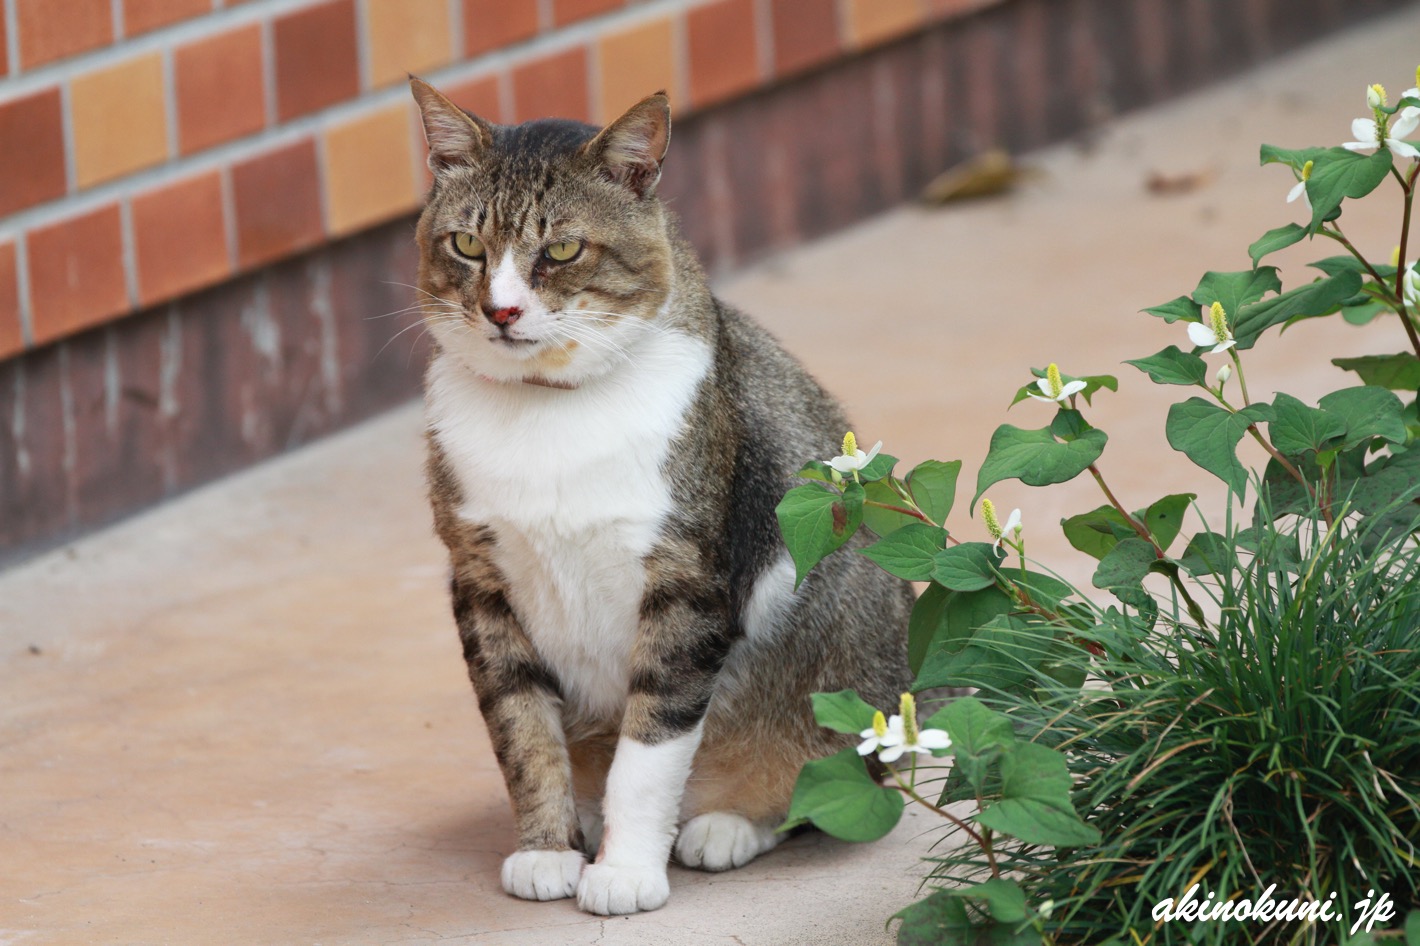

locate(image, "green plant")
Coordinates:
775 76 1420 945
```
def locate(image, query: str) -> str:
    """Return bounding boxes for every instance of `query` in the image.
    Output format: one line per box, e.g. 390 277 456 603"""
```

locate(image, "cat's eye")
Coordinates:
452 232 486 259
544 240 582 263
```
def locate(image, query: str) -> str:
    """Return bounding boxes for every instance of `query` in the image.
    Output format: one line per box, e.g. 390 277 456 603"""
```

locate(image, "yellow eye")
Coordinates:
452 232 485 259
544 240 582 263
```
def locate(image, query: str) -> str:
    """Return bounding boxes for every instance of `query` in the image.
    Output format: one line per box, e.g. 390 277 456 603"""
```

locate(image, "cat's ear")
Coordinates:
584 92 671 198
410 77 493 172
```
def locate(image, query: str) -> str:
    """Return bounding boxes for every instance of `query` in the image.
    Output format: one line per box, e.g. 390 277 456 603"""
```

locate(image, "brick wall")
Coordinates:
0 0 1007 357
0 0 1412 561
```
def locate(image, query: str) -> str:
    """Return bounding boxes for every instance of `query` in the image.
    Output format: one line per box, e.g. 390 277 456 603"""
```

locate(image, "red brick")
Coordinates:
0 89 68 217
463 0 539 57
688 0 760 108
231 141 325 270
16 0 113 68
132 172 232 307
0 243 20 359
0 7 9 76
551 0 621 27
511 46 590 122
273 0 360 121
28 206 130 346
769 0 840 77
124 0 210 36
176 25 266 154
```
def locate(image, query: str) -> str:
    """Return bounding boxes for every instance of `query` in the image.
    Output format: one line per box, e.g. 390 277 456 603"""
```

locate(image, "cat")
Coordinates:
409 77 914 916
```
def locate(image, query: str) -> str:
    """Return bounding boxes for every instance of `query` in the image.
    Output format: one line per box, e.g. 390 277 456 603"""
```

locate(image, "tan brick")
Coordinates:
597 17 675 123
367 0 453 88
322 105 421 237
845 0 923 47
71 54 170 189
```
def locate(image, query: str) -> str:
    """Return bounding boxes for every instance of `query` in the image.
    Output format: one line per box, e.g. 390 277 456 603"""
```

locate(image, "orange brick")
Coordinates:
769 0 840 76
597 18 675 123
176 25 267 155
124 0 210 36
132 172 232 308
322 104 420 237
16 0 112 69
0 242 20 359
0 89 68 217
445 74 505 123
845 0 923 47
28 205 130 346
552 0 621 27
511 46 590 123
71 54 169 189
274 0 359 121
463 0 539 57
367 0 453 88
688 0 760 108
231 140 325 269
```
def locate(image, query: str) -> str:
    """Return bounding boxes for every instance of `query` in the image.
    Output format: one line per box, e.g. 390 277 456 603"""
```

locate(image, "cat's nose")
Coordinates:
484 305 522 326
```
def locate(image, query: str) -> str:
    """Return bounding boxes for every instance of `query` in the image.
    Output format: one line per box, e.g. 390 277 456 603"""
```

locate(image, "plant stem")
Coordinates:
885 764 994 871
1088 464 1210 629
1392 161 1420 357
1245 425 1333 528
863 499 933 524
1228 349 1251 407
1320 221 1420 357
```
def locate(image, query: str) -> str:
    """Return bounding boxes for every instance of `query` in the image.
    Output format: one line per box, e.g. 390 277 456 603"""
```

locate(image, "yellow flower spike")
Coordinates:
899 692 919 746
1392 246 1403 268
871 710 888 739
842 431 858 457
1046 362 1064 399
1209 301 1229 339
1300 159 1313 182
1415 65 1419 89
981 498 1004 540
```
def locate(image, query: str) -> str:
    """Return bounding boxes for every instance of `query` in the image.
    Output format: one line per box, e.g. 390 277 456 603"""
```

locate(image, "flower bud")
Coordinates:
1300 159 1313 182
1216 364 1232 385
1368 83 1387 109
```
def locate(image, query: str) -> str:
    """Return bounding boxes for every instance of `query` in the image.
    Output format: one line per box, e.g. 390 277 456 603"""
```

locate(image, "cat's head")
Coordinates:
410 78 676 387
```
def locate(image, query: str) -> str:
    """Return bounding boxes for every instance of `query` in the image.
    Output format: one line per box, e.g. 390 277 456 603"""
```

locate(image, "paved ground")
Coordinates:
4 9 1419 944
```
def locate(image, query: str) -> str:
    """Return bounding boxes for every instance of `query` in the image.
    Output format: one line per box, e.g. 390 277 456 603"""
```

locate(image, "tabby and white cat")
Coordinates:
409 78 913 916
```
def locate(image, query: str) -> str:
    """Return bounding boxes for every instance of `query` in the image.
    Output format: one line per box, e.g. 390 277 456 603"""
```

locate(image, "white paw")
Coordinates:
675 812 778 872
576 863 670 915
500 849 586 901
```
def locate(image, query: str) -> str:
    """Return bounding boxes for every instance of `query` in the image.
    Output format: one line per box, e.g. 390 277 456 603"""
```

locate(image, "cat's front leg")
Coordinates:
576 570 731 916
450 574 586 901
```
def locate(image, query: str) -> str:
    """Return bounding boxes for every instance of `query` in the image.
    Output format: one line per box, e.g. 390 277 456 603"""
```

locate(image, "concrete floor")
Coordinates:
4 10 1419 944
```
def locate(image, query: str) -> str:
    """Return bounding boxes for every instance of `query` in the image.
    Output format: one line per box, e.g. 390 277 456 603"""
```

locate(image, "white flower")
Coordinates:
1189 301 1236 354
1287 160 1312 211
877 716 952 763
1344 84 1420 159
857 710 900 757
826 431 882 474
1026 362 1087 403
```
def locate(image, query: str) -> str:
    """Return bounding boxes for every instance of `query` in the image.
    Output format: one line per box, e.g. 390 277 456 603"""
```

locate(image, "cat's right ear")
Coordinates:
410 77 493 172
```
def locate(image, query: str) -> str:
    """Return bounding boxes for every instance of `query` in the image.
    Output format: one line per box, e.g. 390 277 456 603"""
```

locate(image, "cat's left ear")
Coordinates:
584 92 671 198
410 76 493 172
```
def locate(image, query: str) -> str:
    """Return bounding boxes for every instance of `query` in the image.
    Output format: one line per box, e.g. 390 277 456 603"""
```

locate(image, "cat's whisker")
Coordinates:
376 312 467 359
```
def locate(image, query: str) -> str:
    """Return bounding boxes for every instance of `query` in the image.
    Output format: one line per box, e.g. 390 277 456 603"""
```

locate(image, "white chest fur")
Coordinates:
425 329 713 718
